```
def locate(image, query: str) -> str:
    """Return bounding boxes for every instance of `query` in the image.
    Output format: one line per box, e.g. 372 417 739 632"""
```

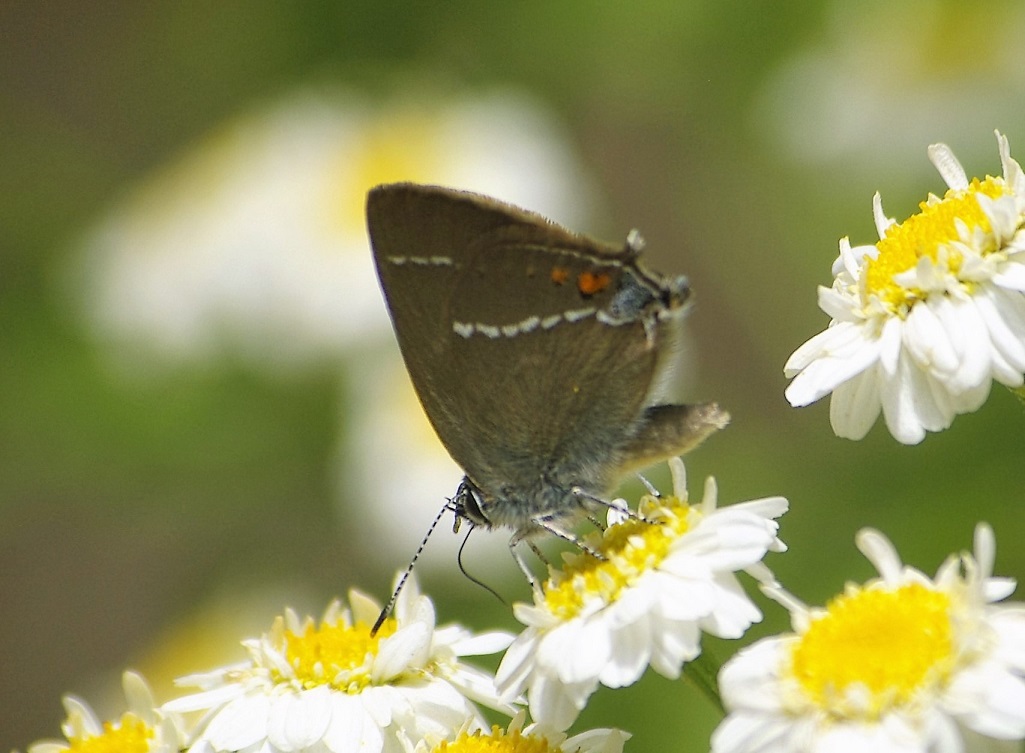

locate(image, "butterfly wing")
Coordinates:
368 183 696 526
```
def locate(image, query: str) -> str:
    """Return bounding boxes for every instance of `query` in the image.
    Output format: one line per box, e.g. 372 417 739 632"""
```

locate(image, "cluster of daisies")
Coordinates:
785 131 1025 444
26 456 1025 753
25 133 1025 753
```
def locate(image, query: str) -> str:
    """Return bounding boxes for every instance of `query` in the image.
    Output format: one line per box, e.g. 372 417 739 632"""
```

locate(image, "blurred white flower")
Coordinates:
71 89 595 371
28 672 183 753
712 524 1025 753
756 1 1025 171
165 575 516 753
785 132 1025 443
495 457 787 731
69 87 600 569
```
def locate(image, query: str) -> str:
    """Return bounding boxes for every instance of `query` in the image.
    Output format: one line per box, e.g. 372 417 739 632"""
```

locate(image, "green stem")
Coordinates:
683 648 725 715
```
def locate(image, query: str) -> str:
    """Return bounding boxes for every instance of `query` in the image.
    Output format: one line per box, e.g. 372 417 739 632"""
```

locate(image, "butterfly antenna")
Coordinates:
371 501 451 636
457 528 507 606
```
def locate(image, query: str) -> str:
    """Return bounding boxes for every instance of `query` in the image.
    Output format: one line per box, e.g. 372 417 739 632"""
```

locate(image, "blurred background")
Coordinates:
4 1 1025 749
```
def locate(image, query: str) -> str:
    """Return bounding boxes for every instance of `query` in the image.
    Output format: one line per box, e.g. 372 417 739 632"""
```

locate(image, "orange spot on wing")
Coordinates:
578 270 611 296
550 266 570 285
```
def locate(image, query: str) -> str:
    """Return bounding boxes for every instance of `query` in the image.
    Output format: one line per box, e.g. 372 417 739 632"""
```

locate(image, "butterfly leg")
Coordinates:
571 486 641 522
532 515 605 561
508 536 541 592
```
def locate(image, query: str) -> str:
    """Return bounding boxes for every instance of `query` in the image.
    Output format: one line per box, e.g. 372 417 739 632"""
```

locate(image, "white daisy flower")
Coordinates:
28 671 183 753
164 575 517 753
784 131 1025 444
398 710 628 753
712 524 1025 753
756 4 1025 170
495 457 788 731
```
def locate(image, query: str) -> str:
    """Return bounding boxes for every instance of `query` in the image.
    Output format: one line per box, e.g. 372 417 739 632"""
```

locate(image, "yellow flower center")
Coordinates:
283 617 397 693
67 715 153 753
864 176 1009 311
331 110 443 233
543 498 691 620
789 582 955 717
435 725 555 753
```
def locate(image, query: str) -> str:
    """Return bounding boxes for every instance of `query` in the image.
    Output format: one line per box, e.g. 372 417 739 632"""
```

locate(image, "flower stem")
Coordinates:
683 649 724 714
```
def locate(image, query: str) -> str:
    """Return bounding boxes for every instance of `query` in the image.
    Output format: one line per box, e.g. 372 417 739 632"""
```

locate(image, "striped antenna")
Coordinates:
371 501 452 636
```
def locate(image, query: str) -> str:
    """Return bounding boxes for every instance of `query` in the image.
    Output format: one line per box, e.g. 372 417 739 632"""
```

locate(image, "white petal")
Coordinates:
649 619 700 678
829 369 882 439
600 583 654 626
267 687 332 751
873 192 896 239
818 286 859 322
718 638 787 712
856 529 903 584
997 131 1025 196
528 673 591 732
61 696 101 737
204 694 272 751
784 320 872 377
443 663 518 715
562 728 630 753
833 717 928 753
878 363 929 444
992 607 1025 669
929 143 969 190
544 618 612 684
977 193 1021 245
837 237 873 279
725 496 789 521
447 629 514 656
944 375 990 415
649 566 717 619
711 711 793 753
164 684 244 714
688 511 782 570
973 523 996 578
877 316 904 375
945 661 1025 739
976 286 1025 372
122 672 157 723
598 617 652 688
699 575 762 638
992 262 1025 291
348 589 382 627
975 323 1025 385
880 347 956 444
984 577 1018 604
395 682 478 737
989 285 1025 346
28 744 68 753
373 621 430 683
391 575 422 623
495 631 539 695
936 298 992 394
323 695 382 753
785 334 881 406
903 300 959 376
921 712 965 753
